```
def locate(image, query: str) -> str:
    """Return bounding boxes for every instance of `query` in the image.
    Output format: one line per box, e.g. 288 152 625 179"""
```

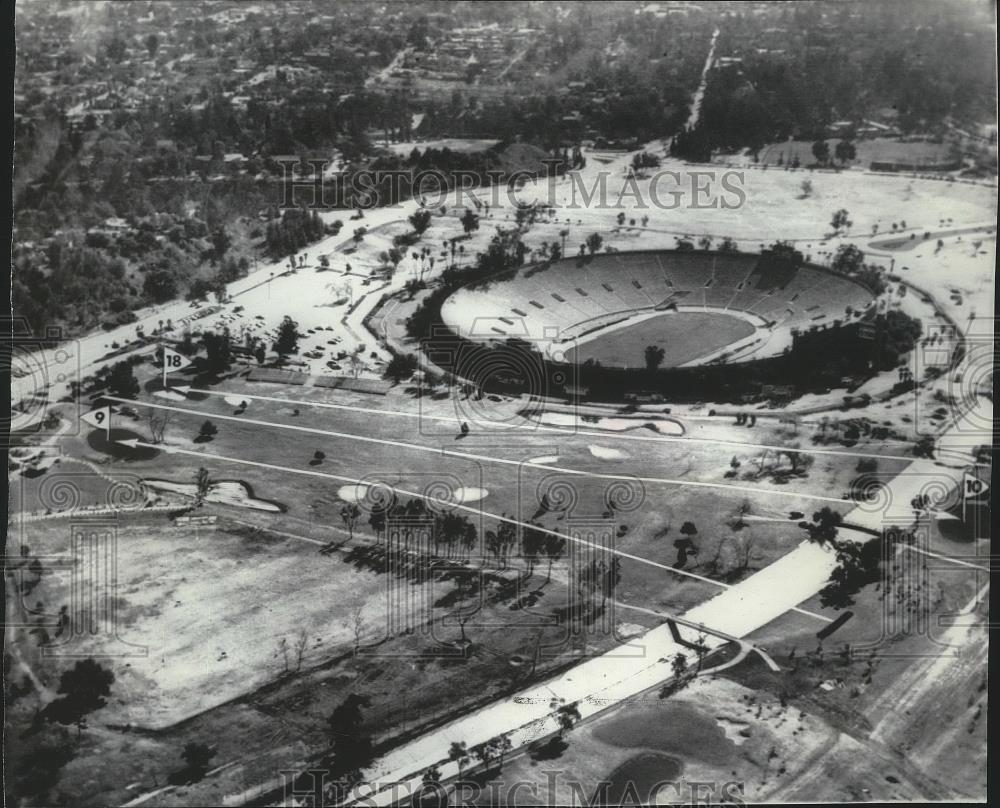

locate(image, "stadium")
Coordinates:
434 249 878 397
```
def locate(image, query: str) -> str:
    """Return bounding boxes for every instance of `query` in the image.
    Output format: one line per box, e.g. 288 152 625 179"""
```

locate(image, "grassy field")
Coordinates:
567 311 755 369
8 369 892 737
756 138 957 170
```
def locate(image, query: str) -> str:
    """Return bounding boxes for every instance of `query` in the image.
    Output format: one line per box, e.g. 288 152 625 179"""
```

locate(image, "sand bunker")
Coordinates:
527 455 559 465
224 395 250 407
337 484 369 503
153 389 187 402
714 715 751 745
453 486 488 503
595 417 683 435
538 412 683 435
338 483 487 505
589 445 629 460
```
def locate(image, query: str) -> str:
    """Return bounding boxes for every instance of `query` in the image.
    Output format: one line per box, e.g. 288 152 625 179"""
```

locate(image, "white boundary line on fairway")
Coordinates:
899 543 990 573
180 386 919 463
106 396 850 506
114 435 832 624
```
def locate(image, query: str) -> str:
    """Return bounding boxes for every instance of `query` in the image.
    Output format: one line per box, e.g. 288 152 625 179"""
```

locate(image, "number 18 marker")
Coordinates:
162 346 193 387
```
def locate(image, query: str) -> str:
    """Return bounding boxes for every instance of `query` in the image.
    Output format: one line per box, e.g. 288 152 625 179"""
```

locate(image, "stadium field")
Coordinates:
566 311 755 369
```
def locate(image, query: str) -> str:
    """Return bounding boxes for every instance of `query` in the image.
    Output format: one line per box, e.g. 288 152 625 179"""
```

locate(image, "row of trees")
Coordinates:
363 497 571 581
264 208 328 259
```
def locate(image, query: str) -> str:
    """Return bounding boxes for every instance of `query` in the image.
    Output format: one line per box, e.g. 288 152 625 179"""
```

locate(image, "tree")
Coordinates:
452 572 484 646
448 741 470 778
644 345 665 372
784 450 813 473
274 315 301 357
432 511 463 557
340 503 360 540
198 420 218 440
831 244 865 274
107 360 139 399
347 604 366 655
556 701 581 737
43 658 114 735
736 532 758 571
834 139 856 165
543 532 566 582
820 537 882 608
680 521 698 539
106 36 128 63
460 208 480 235
144 33 159 57
831 209 853 235
409 208 432 236
194 467 212 507
147 409 173 444
383 247 404 274
913 434 936 459
671 652 689 679
383 353 418 384
800 178 813 198
811 140 830 165
201 330 232 374
473 734 512 774
328 694 374 782
211 227 231 260
460 517 478 558
585 233 603 255
729 498 752 530
487 517 518 568
718 236 739 253
803 507 842 547
521 521 547 578
180 742 215 781
578 557 621 609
